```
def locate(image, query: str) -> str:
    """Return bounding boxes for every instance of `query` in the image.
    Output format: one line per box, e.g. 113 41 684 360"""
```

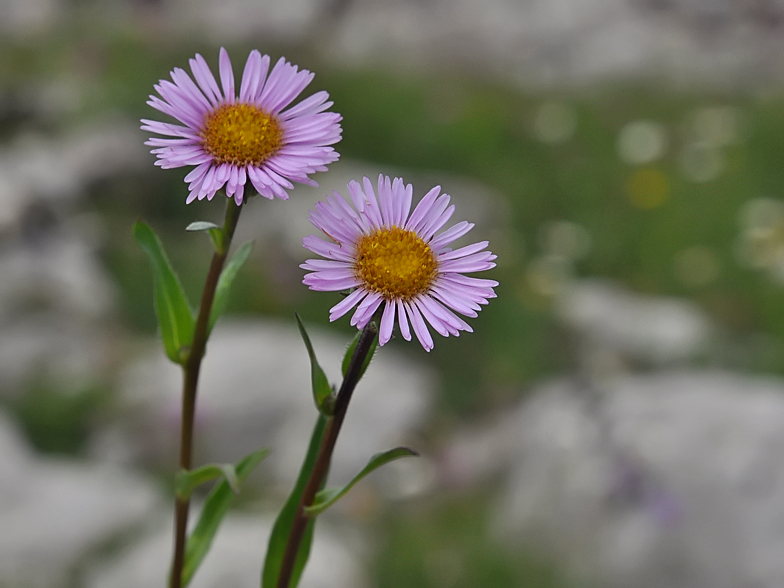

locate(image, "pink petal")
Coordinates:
379 300 396 346
405 302 433 351
396 299 411 341
218 47 235 102
329 288 368 321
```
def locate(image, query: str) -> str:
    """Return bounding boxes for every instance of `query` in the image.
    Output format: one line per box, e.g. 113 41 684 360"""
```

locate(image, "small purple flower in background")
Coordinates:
142 48 342 205
301 175 498 351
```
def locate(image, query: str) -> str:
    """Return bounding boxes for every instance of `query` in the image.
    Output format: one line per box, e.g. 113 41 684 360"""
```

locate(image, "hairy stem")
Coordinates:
275 320 379 588
170 198 243 588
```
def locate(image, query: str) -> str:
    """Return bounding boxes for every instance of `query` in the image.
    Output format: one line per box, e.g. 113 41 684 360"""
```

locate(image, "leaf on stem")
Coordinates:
304 447 418 517
133 221 195 364
262 414 328 588
295 314 334 415
182 447 270 586
341 329 378 381
186 221 226 253
208 241 254 333
175 463 240 501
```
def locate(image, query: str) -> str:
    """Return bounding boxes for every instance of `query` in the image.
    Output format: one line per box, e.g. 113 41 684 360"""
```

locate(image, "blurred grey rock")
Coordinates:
451 371 784 588
557 279 712 366
98 319 434 489
85 512 367 588
0 234 117 320
166 0 321 42
8 0 784 87
0 0 61 35
325 0 784 87
0 315 118 399
0 118 147 233
0 409 162 588
0 228 119 398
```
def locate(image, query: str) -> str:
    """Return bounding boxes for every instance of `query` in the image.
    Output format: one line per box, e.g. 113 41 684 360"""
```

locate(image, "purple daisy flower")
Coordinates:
301 175 498 351
141 48 342 205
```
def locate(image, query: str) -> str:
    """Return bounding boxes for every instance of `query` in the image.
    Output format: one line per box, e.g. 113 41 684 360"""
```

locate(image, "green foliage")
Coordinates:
11 384 106 455
209 241 254 333
182 448 270 586
295 314 334 414
375 492 565 588
186 221 226 253
262 414 327 588
341 329 378 382
305 447 418 516
133 221 195 364
175 463 240 501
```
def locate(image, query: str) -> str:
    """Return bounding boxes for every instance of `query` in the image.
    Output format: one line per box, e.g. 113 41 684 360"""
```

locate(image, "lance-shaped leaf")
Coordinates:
186 220 225 253
182 447 270 586
304 447 419 517
295 314 333 414
133 221 194 364
262 414 327 588
175 463 240 501
208 241 254 333
341 329 378 381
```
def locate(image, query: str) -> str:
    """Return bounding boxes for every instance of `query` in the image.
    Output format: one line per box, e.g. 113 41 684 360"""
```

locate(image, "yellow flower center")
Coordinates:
354 226 438 301
200 103 283 166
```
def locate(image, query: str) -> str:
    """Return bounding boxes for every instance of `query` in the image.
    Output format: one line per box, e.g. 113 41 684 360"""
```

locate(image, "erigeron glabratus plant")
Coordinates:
137 47 497 588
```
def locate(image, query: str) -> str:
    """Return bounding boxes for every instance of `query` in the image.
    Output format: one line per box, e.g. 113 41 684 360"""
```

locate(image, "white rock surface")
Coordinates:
0 234 117 320
0 315 118 399
449 371 784 588
85 513 367 588
100 319 434 488
166 0 321 42
7 0 784 87
0 410 162 588
152 0 783 88
557 279 712 365
324 0 784 87
0 227 119 398
0 118 147 234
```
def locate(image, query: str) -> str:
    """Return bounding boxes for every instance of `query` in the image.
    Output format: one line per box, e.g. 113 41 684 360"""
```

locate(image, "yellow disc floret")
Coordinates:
354 226 438 301
201 103 283 166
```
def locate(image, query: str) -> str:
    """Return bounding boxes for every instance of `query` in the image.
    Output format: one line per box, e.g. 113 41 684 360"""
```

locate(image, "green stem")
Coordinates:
275 319 379 588
170 198 243 588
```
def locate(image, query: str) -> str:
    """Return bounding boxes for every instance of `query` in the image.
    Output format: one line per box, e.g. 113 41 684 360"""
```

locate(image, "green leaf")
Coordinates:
186 221 226 253
208 241 254 333
304 447 418 517
262 414 328 588
185 221 221 232
182 447 270 586
133 221 195 364
341 330 379 381
175 463 240 501
295 314 333 414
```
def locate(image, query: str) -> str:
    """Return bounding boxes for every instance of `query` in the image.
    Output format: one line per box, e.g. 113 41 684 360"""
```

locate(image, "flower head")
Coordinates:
301 175 498 351
142 48 342 205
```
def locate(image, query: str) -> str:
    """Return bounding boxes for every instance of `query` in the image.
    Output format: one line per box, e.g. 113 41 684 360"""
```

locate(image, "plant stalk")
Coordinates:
275 319 379 588
170 198 243 588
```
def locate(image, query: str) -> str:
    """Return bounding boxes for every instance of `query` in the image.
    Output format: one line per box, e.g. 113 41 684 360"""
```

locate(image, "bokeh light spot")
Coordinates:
680 142 723 183
625 168 670 210
538 220 592 261
617 120 667 165
533 101 577 144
